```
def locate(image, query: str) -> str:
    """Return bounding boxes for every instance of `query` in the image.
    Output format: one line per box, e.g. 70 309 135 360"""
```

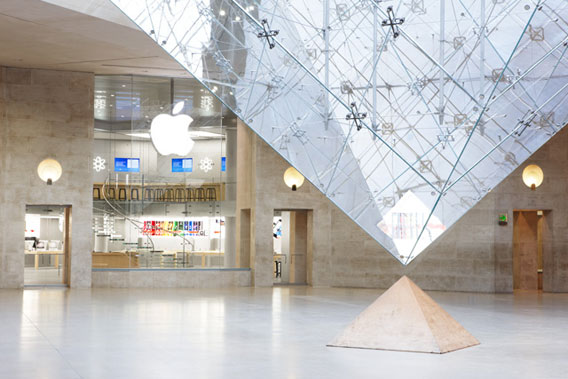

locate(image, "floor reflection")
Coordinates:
0 287 564 378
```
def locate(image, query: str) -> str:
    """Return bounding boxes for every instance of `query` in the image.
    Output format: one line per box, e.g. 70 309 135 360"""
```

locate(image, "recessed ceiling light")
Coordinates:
126 132 151 139
188 131 224 138
219 9 226 16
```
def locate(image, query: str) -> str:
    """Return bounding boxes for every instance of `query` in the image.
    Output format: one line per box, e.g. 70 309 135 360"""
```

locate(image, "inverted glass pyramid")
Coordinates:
109 0 568 264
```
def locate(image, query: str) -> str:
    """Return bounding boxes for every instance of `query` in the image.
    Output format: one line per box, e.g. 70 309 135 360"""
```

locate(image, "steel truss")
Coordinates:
110 0 568 264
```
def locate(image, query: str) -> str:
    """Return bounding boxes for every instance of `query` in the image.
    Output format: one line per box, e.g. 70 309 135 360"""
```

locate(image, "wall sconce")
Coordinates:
37 158 62 185
283 167 304 191
522 164 543 190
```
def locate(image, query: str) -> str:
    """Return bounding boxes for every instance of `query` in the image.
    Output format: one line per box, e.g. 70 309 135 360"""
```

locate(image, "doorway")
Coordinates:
24 205 71 286
273 210 309 285
513 210 547 291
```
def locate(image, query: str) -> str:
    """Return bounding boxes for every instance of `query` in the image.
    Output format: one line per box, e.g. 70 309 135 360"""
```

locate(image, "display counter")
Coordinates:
139 250 224 268
92 252 139 269
92 251 224 269
189 251 224 267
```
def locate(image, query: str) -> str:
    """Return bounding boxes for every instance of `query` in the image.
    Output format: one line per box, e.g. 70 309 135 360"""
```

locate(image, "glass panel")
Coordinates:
109 0 568 264
93 75 238 274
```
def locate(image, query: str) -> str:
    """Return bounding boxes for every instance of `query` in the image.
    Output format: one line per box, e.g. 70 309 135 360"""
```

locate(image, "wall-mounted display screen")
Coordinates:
172 158 193 173
114 158 140 172
221 156 226 172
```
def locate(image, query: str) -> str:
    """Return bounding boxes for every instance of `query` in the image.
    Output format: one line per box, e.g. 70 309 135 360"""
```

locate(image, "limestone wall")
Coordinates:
0 66 94 288
237 119 568 292
92 269 251 288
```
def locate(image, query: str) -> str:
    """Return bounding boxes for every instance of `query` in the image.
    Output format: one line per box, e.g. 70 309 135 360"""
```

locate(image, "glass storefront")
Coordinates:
92 75 237 270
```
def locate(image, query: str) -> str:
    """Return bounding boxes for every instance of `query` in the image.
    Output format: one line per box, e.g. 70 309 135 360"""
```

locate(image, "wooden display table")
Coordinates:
175 251 224 267
91 251 224 269
92 252 139 268
25 250 64 270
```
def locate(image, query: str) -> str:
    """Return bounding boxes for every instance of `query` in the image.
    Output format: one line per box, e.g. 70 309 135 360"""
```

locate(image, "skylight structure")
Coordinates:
109 0 568 264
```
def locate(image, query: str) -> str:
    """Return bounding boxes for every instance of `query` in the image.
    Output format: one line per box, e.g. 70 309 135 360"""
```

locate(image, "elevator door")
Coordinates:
513 211 543 291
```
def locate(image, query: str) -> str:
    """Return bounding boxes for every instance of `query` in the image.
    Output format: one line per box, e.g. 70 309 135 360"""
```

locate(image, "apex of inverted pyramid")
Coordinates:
328 276 479 354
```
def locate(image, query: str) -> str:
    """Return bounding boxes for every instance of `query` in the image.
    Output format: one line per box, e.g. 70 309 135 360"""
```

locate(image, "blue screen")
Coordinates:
221 157 226 172
172 158 193 173
114 158 140 172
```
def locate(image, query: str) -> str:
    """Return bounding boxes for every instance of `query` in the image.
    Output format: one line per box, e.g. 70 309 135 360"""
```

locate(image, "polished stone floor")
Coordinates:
0 286 566 379
24 267 64 285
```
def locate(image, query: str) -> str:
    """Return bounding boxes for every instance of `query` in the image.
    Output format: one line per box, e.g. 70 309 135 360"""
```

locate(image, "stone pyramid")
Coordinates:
328 276 479 354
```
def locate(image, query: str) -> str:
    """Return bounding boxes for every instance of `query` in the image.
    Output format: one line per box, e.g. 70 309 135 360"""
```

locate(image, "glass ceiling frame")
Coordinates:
109 0 568 265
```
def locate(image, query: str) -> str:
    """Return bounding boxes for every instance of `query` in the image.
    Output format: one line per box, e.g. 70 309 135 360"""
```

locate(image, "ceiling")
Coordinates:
0 0 189 77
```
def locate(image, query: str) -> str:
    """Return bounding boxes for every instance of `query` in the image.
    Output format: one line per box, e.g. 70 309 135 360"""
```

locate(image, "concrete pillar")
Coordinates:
224 217 236 267
252 206 274 286
280 211 291 283
224 127 237 267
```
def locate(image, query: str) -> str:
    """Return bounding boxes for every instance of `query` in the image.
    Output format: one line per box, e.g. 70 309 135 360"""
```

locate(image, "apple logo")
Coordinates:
150 101 194 156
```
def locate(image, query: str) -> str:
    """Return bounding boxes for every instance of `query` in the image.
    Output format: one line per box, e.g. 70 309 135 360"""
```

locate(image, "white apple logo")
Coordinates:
151 101 194 156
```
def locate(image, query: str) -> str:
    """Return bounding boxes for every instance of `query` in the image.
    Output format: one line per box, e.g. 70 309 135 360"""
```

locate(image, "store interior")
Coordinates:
91 75 237 270
273 210 308 285
24 205 68 286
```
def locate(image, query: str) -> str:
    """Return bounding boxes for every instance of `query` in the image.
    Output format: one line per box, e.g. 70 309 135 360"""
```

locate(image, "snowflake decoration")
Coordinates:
200 95 214 111
199 157 214 172
93 156 106 172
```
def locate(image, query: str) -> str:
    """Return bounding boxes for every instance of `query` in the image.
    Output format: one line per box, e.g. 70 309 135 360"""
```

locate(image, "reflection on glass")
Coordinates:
92 75 238 271
109 0 568 264
378 191 446 260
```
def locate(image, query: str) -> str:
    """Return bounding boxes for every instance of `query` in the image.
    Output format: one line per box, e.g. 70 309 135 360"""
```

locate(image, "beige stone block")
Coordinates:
454 276 494 292
473 260 495 276
108 272 129 288
175 271 196 287
129 271 153 288
5 68 31 85
456 242 493 260
494 277 513 293
235 271 251 286
92 272 109 287
152 271 177 288
31 69 93 90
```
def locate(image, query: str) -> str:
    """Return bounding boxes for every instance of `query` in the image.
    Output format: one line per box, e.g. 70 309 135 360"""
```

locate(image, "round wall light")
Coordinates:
37 158 62 185
283 167 304 191
522 164 543 190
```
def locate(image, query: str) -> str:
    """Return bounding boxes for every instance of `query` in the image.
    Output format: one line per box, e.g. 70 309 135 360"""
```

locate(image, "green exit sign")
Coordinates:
498 214 508 225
